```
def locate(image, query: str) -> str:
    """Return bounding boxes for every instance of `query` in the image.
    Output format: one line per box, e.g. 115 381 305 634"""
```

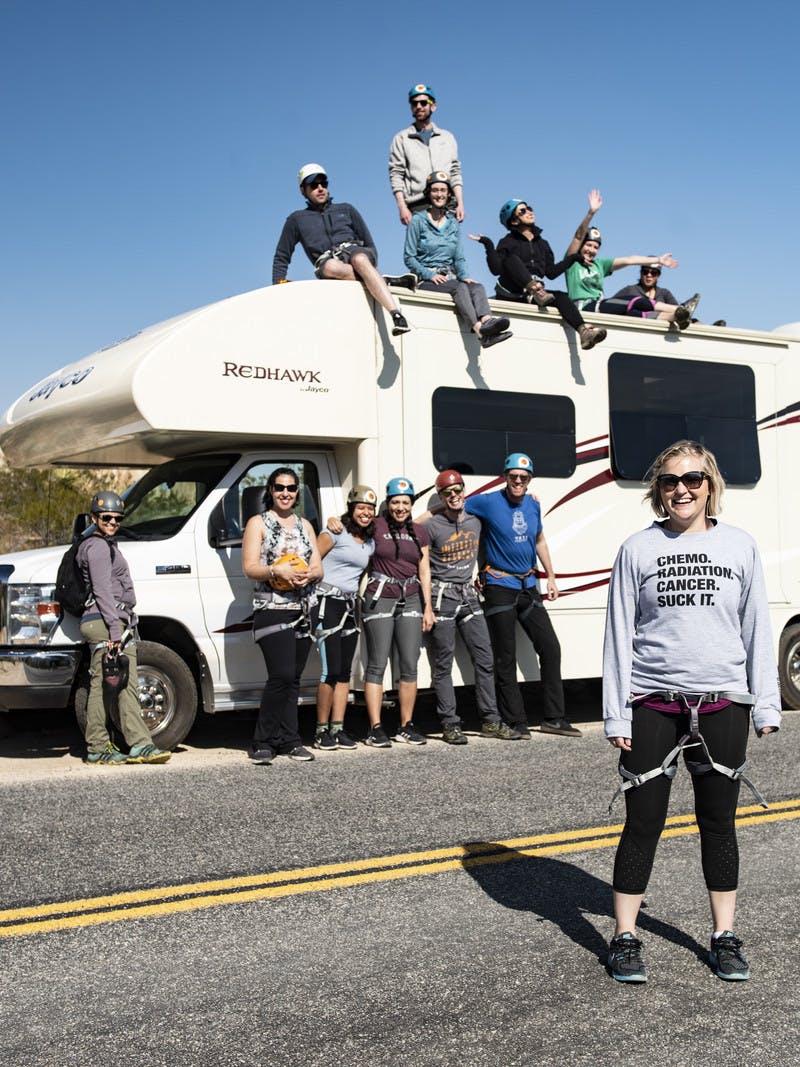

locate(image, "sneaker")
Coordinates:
248 745 275 765
682 292 701 317
608 933 647 983
313 728 337 751
331 729 357 750
673 304 691 330
480 330 512 350
709 931 750 981
391 312 411 336
384 273 417 292
393 722 427 745
479 315 511 339
540 719 582 737
481 721 523 740
580 324 607 350
85 742 127 766
712 319 727 327
365 725 392 748
286 746 315 762
126 743 171 764
442 724 468 745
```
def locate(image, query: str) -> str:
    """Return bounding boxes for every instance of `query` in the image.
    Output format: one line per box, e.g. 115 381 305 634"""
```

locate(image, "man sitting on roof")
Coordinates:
272 163 411 337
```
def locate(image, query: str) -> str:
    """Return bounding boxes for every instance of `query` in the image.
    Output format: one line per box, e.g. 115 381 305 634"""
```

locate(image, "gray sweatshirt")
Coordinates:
76 534 136 642
602 520 781 737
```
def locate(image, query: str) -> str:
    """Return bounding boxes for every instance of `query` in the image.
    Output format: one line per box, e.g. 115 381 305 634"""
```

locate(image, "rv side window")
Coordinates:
608 354 761 484
214 461 322 544
431 387 576 477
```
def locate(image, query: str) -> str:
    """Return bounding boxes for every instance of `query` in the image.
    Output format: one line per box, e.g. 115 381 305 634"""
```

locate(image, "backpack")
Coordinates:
55 537 115 617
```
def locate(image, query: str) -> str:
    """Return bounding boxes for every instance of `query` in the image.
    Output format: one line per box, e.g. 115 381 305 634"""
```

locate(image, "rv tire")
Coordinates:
778 622 800 710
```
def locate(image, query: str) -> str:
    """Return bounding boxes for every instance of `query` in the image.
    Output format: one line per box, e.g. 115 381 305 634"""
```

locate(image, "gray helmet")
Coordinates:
347 484 378 508
90 490 125 515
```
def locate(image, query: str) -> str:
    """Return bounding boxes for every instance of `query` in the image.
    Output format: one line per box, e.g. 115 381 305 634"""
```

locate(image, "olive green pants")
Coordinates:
80 619 152 753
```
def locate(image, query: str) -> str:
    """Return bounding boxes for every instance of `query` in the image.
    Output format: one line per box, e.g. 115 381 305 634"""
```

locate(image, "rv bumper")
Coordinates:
0 647 81 710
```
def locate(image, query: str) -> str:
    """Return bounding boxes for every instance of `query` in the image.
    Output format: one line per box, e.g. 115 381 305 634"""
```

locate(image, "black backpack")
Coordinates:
55 536 115 617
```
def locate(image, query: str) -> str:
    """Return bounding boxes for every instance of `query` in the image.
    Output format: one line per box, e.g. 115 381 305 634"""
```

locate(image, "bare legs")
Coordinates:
322 255 401 315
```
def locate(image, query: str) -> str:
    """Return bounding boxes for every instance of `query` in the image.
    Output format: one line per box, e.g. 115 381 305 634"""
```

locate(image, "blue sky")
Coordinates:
2 0 797 418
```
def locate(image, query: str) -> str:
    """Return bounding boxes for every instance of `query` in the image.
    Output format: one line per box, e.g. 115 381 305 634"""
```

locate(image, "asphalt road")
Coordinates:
1 692 799 1067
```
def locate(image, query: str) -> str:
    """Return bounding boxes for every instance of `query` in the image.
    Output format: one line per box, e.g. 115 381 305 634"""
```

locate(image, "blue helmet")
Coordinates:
386 476 414 499
408 83 435 102
503 452 533 474
499 198 526 229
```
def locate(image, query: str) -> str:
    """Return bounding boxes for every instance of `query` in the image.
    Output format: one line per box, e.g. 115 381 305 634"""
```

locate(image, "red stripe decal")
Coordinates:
545 468 615 515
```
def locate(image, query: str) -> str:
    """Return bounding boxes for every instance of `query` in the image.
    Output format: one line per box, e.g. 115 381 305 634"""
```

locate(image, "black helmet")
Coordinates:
90 490 125 515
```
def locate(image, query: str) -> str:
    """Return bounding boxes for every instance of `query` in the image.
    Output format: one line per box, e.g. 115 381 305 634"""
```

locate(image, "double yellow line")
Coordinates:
3 799 798 940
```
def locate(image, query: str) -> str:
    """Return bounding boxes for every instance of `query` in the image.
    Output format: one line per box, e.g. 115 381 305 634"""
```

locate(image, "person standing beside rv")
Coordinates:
389 84 464 225
362 478 434 748
272 164 411 337
76 491 171 765
468 198 607 351
313 485 378 751
404 172 511 350
419 470 522 744
603 440 780 984
242 467 324 764
465 453 582 738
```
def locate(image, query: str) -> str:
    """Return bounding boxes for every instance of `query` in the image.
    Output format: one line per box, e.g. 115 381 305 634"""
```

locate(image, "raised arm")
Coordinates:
610 252 678 274
565 189 603 257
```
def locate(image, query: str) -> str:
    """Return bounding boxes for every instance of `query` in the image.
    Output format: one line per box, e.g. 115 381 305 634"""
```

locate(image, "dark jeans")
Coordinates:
253 606 317 753
497 254 585 332
483 584 565 730
613 704 750 894
424 587 499 726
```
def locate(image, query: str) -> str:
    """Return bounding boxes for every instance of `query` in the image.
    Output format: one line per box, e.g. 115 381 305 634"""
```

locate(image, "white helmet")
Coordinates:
298 163 327 189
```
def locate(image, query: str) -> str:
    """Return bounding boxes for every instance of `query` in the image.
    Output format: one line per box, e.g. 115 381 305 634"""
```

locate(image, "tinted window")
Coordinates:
432 388 575 477
608 354 760 484
211 460 321 544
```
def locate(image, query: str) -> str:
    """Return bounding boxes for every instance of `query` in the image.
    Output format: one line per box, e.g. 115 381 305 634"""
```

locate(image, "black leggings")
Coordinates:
497 254 585 331
613 704 750 894
317 597 359 686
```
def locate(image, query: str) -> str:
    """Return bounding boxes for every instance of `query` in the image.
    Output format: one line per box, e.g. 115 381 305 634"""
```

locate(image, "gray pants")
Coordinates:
80 618 152 753
417 278 490 329
424 585 499 726
362 591 423 685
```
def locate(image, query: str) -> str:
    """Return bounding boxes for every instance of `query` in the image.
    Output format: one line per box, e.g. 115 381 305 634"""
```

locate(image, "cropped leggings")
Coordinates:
613 704 750 894
362 591 423 685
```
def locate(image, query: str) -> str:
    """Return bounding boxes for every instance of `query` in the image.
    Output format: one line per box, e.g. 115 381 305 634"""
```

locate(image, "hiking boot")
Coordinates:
287 746 315 762
480 330 512 350
393 722 427 745
708 931 750 980
384 273 417 292
608 933 647 983
525 280 555 307
332 729 357 750
673 304 691 330
391 311 411 336
365 725 392 748
479 315 511 339
580 324 606 350
442 724 468 745
481 721 523 740
85 742 127 766
127 743 171 764
248 745 275 765
540 719 582 737
313 728 337 751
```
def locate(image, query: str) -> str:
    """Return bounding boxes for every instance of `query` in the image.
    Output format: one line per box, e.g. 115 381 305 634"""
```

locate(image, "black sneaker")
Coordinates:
712 319 727 327
540 719 582 737
674 304 691 330
682 292 701 317
332 729 357 750
393 722 427 745
249 745 275 765
384 273 417 292
480 330 512 350
481 721 523 740
365 725 392 748
391 312 411 336
313 729 337 751
287 746 315 762
479 315 511 339
709 931 750 981
442 724 468 745
608 933 647 983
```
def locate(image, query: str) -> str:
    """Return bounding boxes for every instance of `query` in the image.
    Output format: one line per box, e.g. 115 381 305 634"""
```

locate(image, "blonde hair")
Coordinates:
644 440 725 518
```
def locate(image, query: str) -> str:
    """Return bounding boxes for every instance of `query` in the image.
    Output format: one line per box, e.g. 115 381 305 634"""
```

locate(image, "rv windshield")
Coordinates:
113 454 239 541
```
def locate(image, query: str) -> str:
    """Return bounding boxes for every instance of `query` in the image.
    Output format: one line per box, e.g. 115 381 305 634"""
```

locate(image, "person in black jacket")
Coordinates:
468 195 606 351
272 163 411 336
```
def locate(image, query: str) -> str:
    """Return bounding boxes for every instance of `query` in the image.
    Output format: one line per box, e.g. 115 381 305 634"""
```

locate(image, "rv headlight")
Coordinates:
7 584 60 645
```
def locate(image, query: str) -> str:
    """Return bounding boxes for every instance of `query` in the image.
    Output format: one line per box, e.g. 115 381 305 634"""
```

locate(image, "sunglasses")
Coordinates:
98 514 122 524
515 205 532 216
440 485 465 497
656 471 708 491
274 483 299 493
641 267 661 276
411 99 432 107
307 178 328 189
507 473 531 483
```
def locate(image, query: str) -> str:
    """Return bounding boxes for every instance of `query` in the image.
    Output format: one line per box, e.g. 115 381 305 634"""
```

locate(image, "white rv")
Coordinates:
1 281 799 747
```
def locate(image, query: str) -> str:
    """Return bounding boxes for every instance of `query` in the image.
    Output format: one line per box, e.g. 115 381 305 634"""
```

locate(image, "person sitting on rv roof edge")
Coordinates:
272 164 412 337
566 229 700 330
389 83 464 226
609 263 726 328
468 193 607 352
404 171 512 350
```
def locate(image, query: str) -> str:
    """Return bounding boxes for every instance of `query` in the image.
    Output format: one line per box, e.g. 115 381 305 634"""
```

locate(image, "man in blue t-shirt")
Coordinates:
465 452 581 737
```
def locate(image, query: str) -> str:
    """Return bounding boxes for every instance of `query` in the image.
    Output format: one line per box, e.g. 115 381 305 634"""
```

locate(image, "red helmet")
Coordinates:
435 469 464 492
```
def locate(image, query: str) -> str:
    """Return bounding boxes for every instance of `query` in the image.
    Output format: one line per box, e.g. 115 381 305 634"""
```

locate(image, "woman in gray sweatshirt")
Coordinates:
602 440 780 984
